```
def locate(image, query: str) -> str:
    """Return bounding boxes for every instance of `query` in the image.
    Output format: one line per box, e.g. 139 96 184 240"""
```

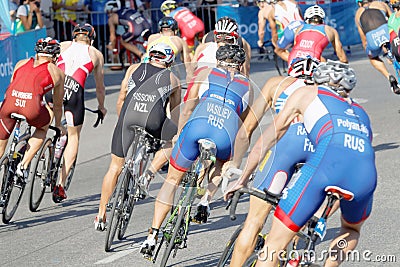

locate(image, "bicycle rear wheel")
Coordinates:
2 141 28 224
217 223 244 267
104 167 131 252
29 138 52 212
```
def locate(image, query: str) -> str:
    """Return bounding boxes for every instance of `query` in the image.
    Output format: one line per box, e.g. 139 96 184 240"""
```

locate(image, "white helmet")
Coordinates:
313 60 357 91
148 43 175 65
288 57 320 84
215 17 238 34
104 0 121 13
304 5 325 23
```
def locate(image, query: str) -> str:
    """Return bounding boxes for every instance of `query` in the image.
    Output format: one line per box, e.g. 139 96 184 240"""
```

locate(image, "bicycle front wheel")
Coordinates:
118 145 150 239
217 223 244 267
104 167 131 252
2 141 28 224
63 158 76 191
29 138 52 212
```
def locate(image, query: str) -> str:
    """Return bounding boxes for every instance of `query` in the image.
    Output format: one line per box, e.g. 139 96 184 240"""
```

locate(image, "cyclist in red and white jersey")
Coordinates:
278 5 348 65
49 23 107 203
160 0 205 52
0 37 65 183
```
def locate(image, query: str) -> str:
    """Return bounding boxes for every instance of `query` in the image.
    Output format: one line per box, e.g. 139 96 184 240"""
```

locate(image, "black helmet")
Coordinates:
158 17 178 31
73 23 96 41
216 44 246 66
34 37 60 58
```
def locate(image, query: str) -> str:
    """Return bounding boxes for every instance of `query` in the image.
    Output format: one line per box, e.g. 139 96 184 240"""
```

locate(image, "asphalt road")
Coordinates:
0 52 399 267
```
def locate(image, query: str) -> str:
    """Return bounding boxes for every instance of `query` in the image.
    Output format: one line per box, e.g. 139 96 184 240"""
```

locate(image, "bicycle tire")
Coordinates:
104 167 130 252
160 205 188 267
243 252 258 267
63 158 76 191
0 157 9 208
2 141 28 224
29 138 52 212
217 223 244 267
117 169 134 240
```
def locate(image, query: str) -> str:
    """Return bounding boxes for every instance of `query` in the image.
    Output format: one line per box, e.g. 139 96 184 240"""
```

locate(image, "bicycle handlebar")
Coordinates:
228 187 281 221
85 108 104 128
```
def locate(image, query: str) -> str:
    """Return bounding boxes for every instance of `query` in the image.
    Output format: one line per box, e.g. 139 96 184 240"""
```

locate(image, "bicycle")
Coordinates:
150 139 217 267
104 126 162 252
252 41 287 76
0 113 32 224
224 185 353 267
28 108 104 212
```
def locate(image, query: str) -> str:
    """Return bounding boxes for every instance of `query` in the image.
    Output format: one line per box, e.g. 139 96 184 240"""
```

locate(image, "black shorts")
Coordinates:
111 100 177 158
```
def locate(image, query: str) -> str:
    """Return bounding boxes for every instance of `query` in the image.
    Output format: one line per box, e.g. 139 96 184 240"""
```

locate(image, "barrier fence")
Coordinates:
0 2 361 97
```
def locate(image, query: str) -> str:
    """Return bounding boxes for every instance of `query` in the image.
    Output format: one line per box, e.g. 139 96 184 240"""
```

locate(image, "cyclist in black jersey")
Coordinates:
355 0 400 93
105 0 151 59
95 43 181 231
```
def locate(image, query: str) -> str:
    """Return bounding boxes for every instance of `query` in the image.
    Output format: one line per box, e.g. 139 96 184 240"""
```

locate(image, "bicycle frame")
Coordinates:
153 139 216 264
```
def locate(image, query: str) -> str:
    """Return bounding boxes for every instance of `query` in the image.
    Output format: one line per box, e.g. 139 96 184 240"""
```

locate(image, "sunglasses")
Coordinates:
214 33 238 44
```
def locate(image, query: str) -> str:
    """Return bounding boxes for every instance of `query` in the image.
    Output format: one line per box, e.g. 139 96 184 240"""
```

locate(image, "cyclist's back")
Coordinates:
359 2 388 34
288 24 329 65
171 65 249 170
274 0 302 39
117 8 151 42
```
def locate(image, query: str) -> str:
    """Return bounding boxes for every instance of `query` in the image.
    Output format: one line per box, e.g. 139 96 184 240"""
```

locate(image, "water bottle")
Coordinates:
55 135 67 159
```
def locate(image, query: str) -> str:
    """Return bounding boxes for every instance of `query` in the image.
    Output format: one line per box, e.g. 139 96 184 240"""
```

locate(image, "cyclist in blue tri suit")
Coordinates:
140 44 252 258
222 57 320 267
226 61 377 267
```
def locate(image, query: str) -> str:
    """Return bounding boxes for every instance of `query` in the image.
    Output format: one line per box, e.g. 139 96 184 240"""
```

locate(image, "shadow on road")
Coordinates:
373 142 399 152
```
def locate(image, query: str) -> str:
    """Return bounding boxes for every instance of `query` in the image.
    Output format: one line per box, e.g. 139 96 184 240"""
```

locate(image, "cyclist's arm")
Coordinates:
180 38 193 79
327 26 348 63
355 9 367 50
91 48 107 115
239 86 310 185
49 65 65 127
258 9 267 47
116 63 140 116
267 8 278 47
169 73 181 125
242 38 252 77
231 77 277 168
108 14 118 49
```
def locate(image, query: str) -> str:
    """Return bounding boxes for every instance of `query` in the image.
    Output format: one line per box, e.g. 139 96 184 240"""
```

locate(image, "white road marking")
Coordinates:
86 85 121 93
94 243 142 264
353 98 368 104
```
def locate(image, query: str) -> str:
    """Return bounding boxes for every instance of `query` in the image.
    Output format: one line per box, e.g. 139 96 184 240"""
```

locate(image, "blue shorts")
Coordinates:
253 123 314 195
170 116 239 172
366 24 390 58
274 135 377 232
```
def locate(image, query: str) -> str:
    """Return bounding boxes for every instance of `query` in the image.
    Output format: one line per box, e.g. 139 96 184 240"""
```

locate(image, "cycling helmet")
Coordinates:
214 17 238 35
288 57 320 84
160 0 177 14
158 17 178 31
104 0 121 13
313 60 357 91
73 23 96 41
148 43 175 65
34 37 60 58
216 44 246 68
304 5 325 23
